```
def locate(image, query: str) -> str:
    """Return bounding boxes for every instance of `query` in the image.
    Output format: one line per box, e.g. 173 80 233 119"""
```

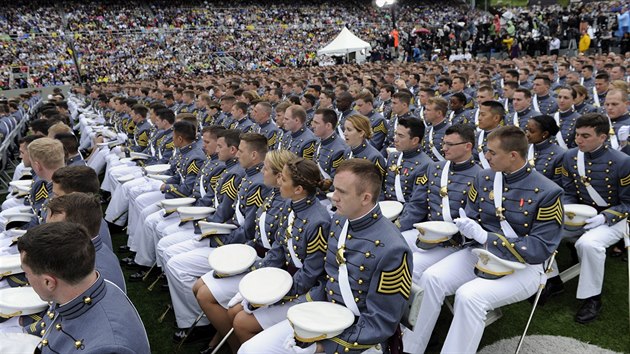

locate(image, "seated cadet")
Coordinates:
275 102 293 151
164 133 270 341
53 133 86 167
1 134 43 211
343 114 386 177
312 108 348 184
46 193 125 292
511 88 541 131
587 72 609 108
335 91 358 137
422 96 451 162
553 86 582 149
251 102 280 150
18 222 150 354
543 114 630 323
128 126 226 281
353 92 388 151
532 76 559 115
193 150 295 354
229 102 255 133
474 100 506 169
226 158 331 349
572 84 601 116
524 115 566 187
406 126 563 354
400 124 482 275
501 81 518 116
283 105 318 160
469 86 495 128
239 159 412 354
122 104 151 155
604 89 630 153
384 91 417 152
216 95 235 128
384 117 432 205
448 92 473 127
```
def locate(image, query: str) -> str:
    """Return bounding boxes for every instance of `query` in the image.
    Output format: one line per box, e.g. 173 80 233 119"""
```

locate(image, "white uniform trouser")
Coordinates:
127 191 163 251
87 147 110 175
239 320 383 354
201 270 245 309
156 227 194 268
403 248 542 354
102 162 140 193
401 230 458 282
555 221 627 299
104 177 160 227
133 207 170 267
165 246 214 328
152 215 186 268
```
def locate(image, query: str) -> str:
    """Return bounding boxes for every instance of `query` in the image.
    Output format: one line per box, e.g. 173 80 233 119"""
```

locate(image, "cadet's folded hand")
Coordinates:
584 214 605 230
455 208 487 244
227 292 244 308
283 334 317 354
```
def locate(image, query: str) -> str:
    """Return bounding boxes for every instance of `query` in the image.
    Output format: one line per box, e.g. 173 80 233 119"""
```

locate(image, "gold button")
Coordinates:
83 297 92 304
55 323 62 330
374 240 380 246
365 252 371 257
75 340 83 349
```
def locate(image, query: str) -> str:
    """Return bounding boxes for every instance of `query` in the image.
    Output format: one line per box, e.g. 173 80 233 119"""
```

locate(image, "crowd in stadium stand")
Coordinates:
0 0 629 89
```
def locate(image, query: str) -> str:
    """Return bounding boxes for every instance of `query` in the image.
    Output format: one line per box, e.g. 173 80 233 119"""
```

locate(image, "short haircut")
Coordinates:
132 104 148 118
54 132 79 155
445 124 475 144
428 97 448 116
335 159 382 203
202 125 225 139
595 72 610 81
346 114 373 139
381 84 396 95
155 108 176 124
514 88 532 99
302 94 317 106
392 91 412 106
398 117 425 140
608 88 628 103
356 92 375 105
557 86 577 99
530 115 560 136
19 134 44 146
487 125 528 159
30 119 50 135
217 129 241 148
18 222 95 285
240 133 268 156
233 101 249 115
503 81 519 90
173 120 197 142
52 166 99 195
256 102 272 117
28 137 65 169
481 100 506 120
275 101 291 113
575 113 610 136
47 193 102 237
315 108 338 127
534 76 551 87
288 105 307 123
48 122 72 137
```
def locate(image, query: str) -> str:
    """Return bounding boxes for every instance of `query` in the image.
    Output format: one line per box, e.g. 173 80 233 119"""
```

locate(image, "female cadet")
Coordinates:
343 114 386 177
525 114 566 186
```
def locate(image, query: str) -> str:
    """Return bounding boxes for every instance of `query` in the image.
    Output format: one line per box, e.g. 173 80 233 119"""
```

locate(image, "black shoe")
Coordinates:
199 345 216 354
531 276 564 306
118 245 131 252
172 325 216 344
128 270 148 282
120 256 136 267
575 297 602 324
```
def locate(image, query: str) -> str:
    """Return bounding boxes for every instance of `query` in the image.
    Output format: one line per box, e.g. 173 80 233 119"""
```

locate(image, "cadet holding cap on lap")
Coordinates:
404 126 564 354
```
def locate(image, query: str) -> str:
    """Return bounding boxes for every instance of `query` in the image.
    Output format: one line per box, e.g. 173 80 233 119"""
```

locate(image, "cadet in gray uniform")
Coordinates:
18 222 150 354
405 126 564 354
573 85 601 116
525 115 566 186
251 102 280 150
422 96 451 162
343 114 387 177
605 89 630 154
283 105 318 160
126 104 151 153
335 91 358 137
239 159 412 354
511 88 542 131
384 117 432 205
554 87 581 149
532 76 559 115
354 92 388 151
384 91 417 152
229 102 255 133
312 108 348 187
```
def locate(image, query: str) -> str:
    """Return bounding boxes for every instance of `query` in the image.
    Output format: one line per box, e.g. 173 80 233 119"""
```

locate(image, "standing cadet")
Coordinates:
239 159 412 354
19 222 150 353
405 126 564 354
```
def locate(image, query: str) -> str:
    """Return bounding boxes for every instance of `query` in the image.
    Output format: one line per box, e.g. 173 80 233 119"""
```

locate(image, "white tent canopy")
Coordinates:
317 27 371 57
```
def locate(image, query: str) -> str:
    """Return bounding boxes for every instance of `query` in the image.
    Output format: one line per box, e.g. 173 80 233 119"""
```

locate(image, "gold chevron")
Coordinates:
373 121 387 134
536 197 563 225
246 187 264 207
415 174 427 185
220 175 238 201
375 159 386 176
303 142 316 160
331 155 344 169
306 226 327 254
621 173 630 187
561 166 568 177
35 183 48 201
187 160 200 175
377 253 411 299
165 141 175 149
554 167 563 175
137 131 149 147
209 174 221 189
468 184 477 203
267 132 277 147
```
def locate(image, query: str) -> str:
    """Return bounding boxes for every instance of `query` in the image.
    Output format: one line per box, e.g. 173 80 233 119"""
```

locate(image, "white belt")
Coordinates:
316 144 332 180
577 151 608 207
493 172 518 239
607 116 620 150
336 220 361 316
553 112 568 150
429 127 445 161
394 153 406 203
477 131 490 169
235 197 245 225
512 111 519 127
258 211 271 249
474 108 480 127
532 95 540 112
448 111 455 123
286 211 303 268
199 174 206 198
593 87 600 107
440 161 452 222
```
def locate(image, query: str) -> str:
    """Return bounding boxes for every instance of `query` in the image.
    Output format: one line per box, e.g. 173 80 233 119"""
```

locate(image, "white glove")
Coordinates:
241 299 263 314
283 334 317 354
116 132 128 143
454 208 488 244
227 292 244 308
584 214 606 230
618 125 630 142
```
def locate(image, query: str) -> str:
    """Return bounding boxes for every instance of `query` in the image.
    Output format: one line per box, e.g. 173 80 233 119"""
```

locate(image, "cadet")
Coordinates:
511 88 542 131
384 91 417 151
377 84 395 121
422 96 451 162
474 100 505 169
448 92 473 126
283 105 318 160
532 76 559 115
19 222 150 353
554 86 582 149
353 92 388 151
405 125 564 354
548 114 630 323
229 102 255 133
343 114 387 177
604 89 630 153
239 159 412 354
525 115 566 186
335 91 358 137
311 108 348 187
251 102 280 150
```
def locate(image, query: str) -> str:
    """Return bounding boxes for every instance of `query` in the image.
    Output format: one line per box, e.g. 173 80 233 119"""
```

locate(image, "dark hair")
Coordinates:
173 120 197 142
240 133 268 156
398 117 425 140
530 115 560 137
392 91 412 105
201 125 225 139
217 129 241 148
233 101 249 115
54 132 79 155
52 166 100 195
285 158 332 195
30 119 50 135
19 134 44 145
335 159 382 203
132 104 148 118
288 105 307 123
481 100 506 120
514 88 532 99
155 108 176 124
450 92 467 105
302 94 317 106
487 125 528 159
445 124 476 144
18 222 95 285
47 193 102 236
575 113 610 136
315 108 338 127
